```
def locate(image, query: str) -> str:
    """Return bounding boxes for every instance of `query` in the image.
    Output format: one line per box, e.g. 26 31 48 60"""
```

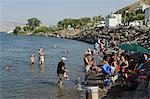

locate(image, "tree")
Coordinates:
106 15 111 18
27 18 41 30
132 14 144 20
13 26 21 35
33 26 50 33
23 26 33 32
135 9 144 14
92 16 102 23
57 17 92 29
81 17 92 26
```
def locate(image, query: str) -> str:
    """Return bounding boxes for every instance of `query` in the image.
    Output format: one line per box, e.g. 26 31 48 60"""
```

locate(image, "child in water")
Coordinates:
64 69 69 80
30 52 35 65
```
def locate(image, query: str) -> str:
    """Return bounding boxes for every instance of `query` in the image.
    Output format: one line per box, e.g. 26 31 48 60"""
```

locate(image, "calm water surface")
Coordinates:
0 33 92 99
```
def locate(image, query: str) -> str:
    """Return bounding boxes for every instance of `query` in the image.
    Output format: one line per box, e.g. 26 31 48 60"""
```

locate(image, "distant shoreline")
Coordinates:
0 21 25 33
1 25 150 50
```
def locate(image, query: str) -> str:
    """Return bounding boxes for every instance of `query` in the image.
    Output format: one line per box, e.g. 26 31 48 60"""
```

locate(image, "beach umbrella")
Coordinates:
119 44 150 54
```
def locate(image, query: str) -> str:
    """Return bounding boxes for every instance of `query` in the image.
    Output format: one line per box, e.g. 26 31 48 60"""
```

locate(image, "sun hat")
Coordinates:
61 57 67 61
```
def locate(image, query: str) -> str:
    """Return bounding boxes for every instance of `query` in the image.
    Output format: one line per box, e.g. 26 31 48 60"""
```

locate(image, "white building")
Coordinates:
105 14 122 27
145 7 150 26
97 20 105 27
139 2 150 11
129 20 143 26
67 25 74 30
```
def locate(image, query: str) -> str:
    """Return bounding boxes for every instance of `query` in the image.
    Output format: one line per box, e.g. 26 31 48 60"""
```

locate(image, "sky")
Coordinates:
1 0 137 25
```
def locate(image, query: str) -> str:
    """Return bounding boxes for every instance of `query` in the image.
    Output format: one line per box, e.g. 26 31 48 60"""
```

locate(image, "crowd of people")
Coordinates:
6 41 149 90
83 38 150 90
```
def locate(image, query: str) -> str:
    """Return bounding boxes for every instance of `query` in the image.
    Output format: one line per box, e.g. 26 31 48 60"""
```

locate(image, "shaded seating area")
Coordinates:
83 43 150 98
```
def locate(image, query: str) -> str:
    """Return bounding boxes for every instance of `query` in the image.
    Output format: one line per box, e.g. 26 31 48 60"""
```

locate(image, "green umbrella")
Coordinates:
119 44 150 54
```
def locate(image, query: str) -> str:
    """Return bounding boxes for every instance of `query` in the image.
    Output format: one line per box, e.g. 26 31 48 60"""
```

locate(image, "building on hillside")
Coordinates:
139 2 150 11
98 21 105 27
145 7 150 26
105 14 122 27
94 20 105 27
116 0 150 14
67 25 74 30
129 20 143 26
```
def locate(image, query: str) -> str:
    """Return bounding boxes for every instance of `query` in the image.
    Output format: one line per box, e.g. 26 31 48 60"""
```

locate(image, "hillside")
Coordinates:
0 21 25 32
116 0 150 13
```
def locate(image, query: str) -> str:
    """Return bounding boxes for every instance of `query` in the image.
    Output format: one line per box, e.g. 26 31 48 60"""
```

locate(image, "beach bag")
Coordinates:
102 64 111 74
104 78 111 86
116 65 120 71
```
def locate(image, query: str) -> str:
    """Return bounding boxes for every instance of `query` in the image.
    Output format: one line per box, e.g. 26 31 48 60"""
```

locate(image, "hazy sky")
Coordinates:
1 0 136 25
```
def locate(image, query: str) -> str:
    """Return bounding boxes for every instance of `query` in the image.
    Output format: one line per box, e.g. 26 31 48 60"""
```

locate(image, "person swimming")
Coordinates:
4 65 11 71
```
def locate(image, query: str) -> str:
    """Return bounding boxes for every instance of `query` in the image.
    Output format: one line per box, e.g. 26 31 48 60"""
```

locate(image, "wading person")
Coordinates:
57 57 68 87
30 51 35 65
38 48 45 64
39 53 44 64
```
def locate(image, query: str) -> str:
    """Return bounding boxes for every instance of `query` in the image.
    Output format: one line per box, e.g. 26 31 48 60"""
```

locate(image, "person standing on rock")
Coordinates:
99 40 105 52
84 53 92 84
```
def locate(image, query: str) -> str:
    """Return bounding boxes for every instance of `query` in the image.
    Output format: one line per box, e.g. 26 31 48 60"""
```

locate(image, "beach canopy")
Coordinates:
119 44 150 55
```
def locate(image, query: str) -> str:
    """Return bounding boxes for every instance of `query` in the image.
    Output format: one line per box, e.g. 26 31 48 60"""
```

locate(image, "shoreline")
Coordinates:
27 25 150 50
1 28 150 99
1 25 150 50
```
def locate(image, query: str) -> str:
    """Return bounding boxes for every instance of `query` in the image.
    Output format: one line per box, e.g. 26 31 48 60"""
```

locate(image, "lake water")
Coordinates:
0 33 92 99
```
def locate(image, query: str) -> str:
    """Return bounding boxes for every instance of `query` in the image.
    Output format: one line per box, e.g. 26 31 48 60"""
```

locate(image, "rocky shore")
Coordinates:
32 26 150 50
73 26 150 50
6 25 150 99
